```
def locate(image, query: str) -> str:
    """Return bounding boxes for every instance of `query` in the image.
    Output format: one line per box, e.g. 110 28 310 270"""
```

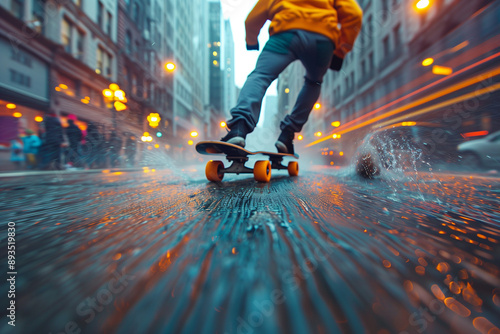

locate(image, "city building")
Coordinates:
170 0 209 144
222 19 236 121
1 0 238 168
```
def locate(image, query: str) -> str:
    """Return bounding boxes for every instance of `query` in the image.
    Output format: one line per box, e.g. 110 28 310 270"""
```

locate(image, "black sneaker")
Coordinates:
220 122 247 147
275 128 295 155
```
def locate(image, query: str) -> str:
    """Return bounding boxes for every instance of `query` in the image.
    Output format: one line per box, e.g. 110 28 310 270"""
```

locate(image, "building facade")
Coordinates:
1 0 239 169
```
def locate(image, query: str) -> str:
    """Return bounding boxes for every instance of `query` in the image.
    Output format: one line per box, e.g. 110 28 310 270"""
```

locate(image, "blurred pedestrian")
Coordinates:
39 112 64 170
22 129 41 169
125 135 137 167
108 130 122 168
84 122 104 168
65 115 83 167
10 138 24 169
220 0 362 155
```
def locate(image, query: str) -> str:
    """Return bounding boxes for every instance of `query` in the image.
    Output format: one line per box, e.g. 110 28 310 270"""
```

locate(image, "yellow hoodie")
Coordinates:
245 0 363 58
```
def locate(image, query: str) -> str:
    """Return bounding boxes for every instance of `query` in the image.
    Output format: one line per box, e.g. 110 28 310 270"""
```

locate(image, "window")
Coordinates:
132 2 141 27
10 47 32 67
97 2 104 29
61 18 72 53
96 47 103 74
76 30 85 60
366 16 373 46
32 0 44 33
105 53 112 77
10 0 24 19
393 24 402 48
106 12 112 35
132 74 137 95
96 47 112 77
125 31 132 54
382 0 389 12
382 36 390 57
10 69 31 87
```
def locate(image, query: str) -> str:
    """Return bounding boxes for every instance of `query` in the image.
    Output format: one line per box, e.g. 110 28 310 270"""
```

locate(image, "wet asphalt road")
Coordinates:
0 165 499 334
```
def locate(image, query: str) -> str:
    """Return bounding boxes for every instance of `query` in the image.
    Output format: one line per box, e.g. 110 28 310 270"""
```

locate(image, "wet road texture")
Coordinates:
1 165 499 334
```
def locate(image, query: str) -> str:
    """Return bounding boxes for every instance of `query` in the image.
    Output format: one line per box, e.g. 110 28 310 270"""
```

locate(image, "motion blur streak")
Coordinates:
307 63 500 147
374 83 500 128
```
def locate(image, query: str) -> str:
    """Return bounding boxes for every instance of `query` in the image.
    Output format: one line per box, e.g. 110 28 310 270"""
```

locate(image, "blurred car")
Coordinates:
457 130 500 169
355 123 463 178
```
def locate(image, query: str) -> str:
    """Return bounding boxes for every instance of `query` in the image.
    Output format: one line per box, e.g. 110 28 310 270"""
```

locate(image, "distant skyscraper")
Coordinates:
262 95 278 131
223 19 236 118
208 0 223 115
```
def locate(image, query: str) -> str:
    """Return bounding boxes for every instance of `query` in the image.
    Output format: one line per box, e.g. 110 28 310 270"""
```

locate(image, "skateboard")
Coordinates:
195 141 299 182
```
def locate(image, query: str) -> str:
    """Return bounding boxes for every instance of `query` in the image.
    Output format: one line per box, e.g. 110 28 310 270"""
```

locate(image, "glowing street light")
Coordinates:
147 113 161 128
285 88 290 94
35 116 44 122
141 132 153 142
432 65 453 75
415 0 430 10
102 89 113 98
422 58 434 66
331 121 341 127
190 131 199 138
314 103 321 110
165 62 176 72
315 132 322 137
220 121 227 128
297 135 303 140
102 83 127 128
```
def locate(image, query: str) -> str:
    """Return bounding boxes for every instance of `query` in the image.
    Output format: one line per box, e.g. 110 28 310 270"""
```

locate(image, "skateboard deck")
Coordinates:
195 141 299 182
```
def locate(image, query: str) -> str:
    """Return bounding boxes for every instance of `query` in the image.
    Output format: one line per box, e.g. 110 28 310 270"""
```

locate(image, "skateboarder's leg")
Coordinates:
227 40 296 134
279 31 334 133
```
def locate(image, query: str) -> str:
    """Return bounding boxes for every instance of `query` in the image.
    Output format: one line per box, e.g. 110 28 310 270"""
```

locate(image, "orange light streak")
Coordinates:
306 51 500 147
356 68 500 130
461 131 489 138
374 82 500 128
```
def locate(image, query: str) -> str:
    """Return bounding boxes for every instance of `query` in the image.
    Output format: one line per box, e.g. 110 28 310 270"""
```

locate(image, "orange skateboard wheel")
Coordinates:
288 161 299 176
254 160 271 182
206 160 224 182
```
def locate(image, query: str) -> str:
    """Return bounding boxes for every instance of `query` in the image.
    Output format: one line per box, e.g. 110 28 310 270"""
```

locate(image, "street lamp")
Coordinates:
147 113 161 128
165 62 176 72
314 103 321 110
102 83 127 129
141 132 153 142
422 58 434 66
415 0 430 10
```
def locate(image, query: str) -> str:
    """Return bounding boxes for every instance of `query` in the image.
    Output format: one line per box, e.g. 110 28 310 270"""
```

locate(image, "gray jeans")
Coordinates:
227 30 335 133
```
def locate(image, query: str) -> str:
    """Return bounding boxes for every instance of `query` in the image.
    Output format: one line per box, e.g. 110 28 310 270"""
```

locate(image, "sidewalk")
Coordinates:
0 167 145 178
